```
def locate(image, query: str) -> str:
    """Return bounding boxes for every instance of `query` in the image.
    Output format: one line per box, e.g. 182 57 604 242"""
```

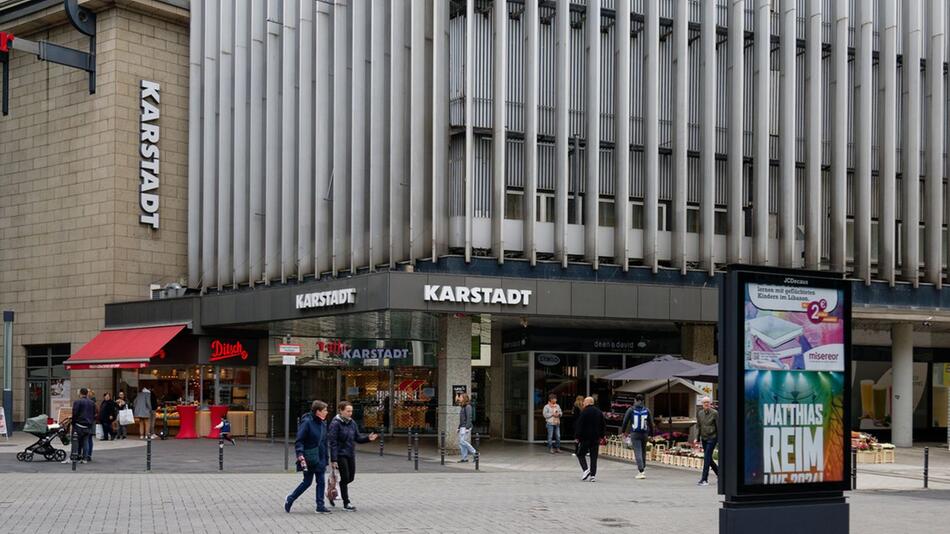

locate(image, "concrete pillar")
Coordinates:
438 315 472 449
488 324 505 438
681 325 716 364
891 323 914 447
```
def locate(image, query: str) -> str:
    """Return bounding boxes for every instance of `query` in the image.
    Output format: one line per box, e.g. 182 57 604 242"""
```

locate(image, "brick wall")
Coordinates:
0 1 189 423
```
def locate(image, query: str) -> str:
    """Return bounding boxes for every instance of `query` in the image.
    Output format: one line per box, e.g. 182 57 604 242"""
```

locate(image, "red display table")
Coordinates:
206 405 229 439
175 405 198 439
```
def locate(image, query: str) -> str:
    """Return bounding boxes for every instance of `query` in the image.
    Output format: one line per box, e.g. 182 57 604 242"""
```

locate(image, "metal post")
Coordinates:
146 433 152 472
851 448 856 490
284 363 290 471
440 431 446 465
407 427 413 461
413 432 419 471
924 447 929 489
161 405 168 440
270 414 274 444
2 311 13 437
379 426 384 457
70 424 78 471
219 437 224 471
474 432 480 471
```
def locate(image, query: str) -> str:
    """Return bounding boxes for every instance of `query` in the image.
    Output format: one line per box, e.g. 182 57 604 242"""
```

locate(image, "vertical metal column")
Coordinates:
248 0 265 284
524 0 539 266
217 0 235 288
297 0 314 279
728 0 745 264
880 0 898 286
830 0 848 274
280 0 299 282
779 0 796 268
804 0 822 271
492 0 507 263
927 0 945 287
585 0 601 268
350 0 369 272
643 0 659 271
186 0 203 287
233 0 250 286
390 1 409 265
264 0 282 282
432 0 449 260
672 0 688 274
555 0 570 268
2 311 12 437
408 0 427 263
614 0 631 271
903 0 922 286
854 0 872 283
700 0 716 274
370 0 392 269
332 0 352 275
752 0 770 266
201 0 220 288
314 1 333 275
464 0 475 263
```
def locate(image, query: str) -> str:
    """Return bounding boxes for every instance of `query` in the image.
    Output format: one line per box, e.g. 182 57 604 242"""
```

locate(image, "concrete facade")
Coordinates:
437 316 472 449
0 1 189 423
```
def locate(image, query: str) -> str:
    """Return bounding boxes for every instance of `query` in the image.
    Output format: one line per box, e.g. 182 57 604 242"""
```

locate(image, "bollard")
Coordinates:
219 438 224 471
924 447 929 489
379 427 385 457
440 431 446 466
70 426 78 472
244 419 249 442
474 432 480 471
413 432 419 471
407 427 413 461
146 434 152 472
270 414 275 444
851 449 858 489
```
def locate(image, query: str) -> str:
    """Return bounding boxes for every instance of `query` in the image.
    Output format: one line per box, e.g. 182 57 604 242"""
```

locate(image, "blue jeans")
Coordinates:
630 432 647 472
459 428 476 460
701 437 719 482
546 423 561 449
288 467 327 510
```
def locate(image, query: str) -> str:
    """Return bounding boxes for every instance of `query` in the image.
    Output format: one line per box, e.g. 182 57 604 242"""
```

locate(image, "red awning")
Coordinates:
64 324 187 370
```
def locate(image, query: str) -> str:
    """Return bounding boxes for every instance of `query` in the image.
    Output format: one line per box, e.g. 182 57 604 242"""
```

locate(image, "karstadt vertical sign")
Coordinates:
140 80 161 228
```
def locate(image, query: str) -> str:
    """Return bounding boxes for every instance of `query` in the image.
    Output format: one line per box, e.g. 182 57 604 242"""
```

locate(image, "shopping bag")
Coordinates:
326 466 340 502
95 424 103 440
118 408 134 426
623 435 633 450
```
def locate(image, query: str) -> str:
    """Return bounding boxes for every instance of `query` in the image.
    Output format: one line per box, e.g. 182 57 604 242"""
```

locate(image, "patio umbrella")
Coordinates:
674 363 719 383
602 356 708 443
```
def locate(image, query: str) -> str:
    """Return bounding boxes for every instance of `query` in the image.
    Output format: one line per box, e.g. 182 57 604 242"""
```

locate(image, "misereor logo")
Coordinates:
209 340 249 362
424 285 531 306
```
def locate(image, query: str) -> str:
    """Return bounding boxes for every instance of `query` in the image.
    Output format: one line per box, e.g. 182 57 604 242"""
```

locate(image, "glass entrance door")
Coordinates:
27 380 48 419
341 370 390 432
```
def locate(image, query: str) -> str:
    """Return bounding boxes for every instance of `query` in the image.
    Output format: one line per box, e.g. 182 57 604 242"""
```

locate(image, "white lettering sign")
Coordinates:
140 80 161 229
423 285 532 306
295 288 357 310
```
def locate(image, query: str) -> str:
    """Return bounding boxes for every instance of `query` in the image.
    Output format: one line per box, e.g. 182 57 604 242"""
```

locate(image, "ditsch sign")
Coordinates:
140 80 161 228
0 32 14 52
209 340 249 362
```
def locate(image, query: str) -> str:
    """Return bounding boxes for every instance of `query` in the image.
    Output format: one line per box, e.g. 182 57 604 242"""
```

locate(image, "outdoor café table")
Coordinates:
175 405 198 439
206 405 229 439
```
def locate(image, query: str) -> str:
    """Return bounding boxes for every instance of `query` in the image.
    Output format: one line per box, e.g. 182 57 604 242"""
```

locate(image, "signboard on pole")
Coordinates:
282 355 297 366
278 343 301 355
720 266 851 531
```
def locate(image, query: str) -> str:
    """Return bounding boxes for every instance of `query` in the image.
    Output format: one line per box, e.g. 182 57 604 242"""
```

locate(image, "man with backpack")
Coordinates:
621 394 652 479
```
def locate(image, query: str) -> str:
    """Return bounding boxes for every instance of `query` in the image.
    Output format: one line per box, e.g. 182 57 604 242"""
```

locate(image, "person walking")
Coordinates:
542 394 563 454
98 393 117 441
696 396 719 486
457 394 477 462
71 388 96 463
215 415 236 446
115 391 130 439
327 401 378 511
286 400 332 514
621 394 652 479
574 396 605 482
132 387 154 439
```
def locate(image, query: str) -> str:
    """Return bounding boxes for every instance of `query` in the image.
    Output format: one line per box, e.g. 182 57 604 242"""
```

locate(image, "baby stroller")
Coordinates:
16 414 70 462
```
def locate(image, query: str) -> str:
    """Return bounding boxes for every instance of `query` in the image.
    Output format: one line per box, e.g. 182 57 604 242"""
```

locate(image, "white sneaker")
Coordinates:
636 472 646 479
588 476 596 482
581 469 591 481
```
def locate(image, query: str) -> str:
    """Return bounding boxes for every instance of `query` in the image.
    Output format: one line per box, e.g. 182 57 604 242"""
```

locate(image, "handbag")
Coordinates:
303 446 321 469
326 466 340 501
118 408 134 426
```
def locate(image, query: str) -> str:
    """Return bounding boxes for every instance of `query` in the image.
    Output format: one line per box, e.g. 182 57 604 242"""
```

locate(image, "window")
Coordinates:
743 207 754 237
568 195 581 224
536 193 555 223
686 206 700 233
715 207 728 235
631 201 668 231
505 191 524 220
598 199 616 227
25 344 70 419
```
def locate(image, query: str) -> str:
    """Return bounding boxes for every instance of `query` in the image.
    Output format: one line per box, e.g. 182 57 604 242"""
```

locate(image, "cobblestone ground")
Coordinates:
0 438 946 533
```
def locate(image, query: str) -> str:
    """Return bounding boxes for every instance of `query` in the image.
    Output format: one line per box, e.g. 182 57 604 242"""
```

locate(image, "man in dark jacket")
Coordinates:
696 396 719 486
574 396 606 482
621 394 652 479
99 393 117 441
286 400 331 514
327 401 378 511
71 388 96 462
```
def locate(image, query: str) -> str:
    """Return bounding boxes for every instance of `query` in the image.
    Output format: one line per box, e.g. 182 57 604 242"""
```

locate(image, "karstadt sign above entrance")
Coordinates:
295 288 357 310
424 285 532 306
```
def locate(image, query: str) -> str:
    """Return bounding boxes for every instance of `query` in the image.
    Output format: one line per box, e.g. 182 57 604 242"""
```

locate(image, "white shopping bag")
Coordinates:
118 408 134 426
95 424 104 440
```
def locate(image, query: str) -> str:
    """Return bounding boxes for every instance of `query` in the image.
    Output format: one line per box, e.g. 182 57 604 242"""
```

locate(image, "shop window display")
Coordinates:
533 353 586 442
392 368 437 433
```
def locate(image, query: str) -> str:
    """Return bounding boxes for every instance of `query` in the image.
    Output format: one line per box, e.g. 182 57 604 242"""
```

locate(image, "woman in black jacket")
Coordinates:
285 400 331 514
99 393 117 441
327 401 378 512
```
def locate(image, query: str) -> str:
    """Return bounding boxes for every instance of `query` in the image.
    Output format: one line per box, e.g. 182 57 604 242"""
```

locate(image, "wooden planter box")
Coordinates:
856 450 880 464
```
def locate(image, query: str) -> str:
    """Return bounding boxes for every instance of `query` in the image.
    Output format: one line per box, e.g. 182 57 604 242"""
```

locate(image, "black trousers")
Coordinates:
575 441 599 477
337 455 356 504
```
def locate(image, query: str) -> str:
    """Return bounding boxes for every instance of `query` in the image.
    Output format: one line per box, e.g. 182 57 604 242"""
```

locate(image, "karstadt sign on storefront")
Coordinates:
423 285 532 306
